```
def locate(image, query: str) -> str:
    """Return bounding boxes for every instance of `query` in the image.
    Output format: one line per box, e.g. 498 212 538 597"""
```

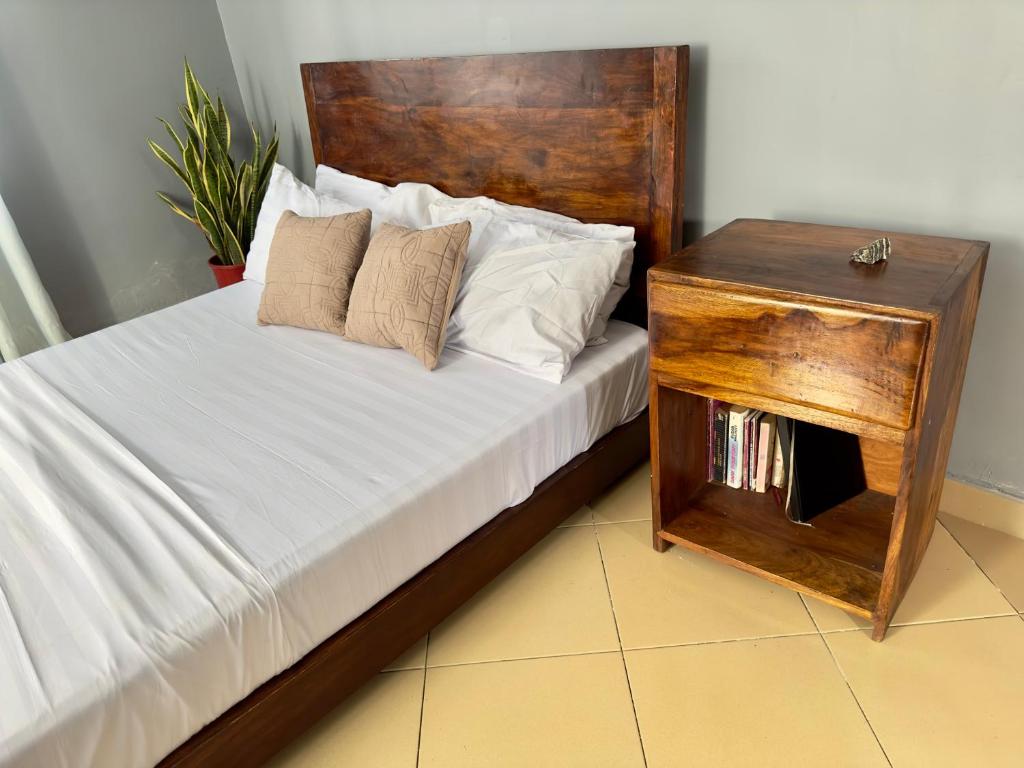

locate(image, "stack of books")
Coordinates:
706 400 868 525
707 401 784 494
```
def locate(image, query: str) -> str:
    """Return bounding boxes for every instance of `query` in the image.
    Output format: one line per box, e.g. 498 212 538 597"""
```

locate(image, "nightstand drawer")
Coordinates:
649 282 928 430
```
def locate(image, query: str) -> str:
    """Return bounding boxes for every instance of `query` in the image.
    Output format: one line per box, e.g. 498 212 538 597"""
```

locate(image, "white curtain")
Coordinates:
0 191 69 361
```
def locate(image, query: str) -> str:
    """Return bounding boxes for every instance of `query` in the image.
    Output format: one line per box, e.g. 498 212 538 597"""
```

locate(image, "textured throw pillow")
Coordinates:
344 221 471 370
256 209 372 336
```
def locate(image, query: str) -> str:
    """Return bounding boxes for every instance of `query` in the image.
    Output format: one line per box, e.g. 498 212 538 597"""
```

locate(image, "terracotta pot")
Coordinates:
208 256 245 288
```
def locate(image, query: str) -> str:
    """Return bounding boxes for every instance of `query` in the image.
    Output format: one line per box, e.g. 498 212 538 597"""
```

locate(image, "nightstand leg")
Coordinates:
870 617 890 642
653 532 671 552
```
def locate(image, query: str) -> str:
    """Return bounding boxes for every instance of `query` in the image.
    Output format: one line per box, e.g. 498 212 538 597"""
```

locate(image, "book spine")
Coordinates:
741 417 750 490
726 412 742 488
713 409 728 483
755 421 772 492
747 416 759 490
771 430 785 488
706 399 717 481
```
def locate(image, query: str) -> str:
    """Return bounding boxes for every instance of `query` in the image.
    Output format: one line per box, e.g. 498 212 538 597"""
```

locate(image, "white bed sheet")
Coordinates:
0 280 648 768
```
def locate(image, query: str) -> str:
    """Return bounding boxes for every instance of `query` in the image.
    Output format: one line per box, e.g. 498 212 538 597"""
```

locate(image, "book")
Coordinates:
745 411 761 489
785 421 867 524
771 431 785 489
747 411 762 490
706 399 719 481
754 414 776 492
725 405 750 488
712 404 729 483
776 416 796 515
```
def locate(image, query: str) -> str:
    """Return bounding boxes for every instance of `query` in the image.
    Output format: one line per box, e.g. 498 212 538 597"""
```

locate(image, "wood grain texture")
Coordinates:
302 46 689 324
648 384 705 551
650 283 928 430
651 218 986 315
653 371 907 444
858 436 904 496
159 414 649 767
659 483 893 615
648 219 987 640
873 242 988 639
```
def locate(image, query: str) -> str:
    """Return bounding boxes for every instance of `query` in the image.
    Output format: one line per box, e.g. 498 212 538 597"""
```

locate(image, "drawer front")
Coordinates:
649 283 927 430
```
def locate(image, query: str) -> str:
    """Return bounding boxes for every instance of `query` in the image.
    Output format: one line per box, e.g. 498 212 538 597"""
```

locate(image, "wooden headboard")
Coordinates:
300 46 688 322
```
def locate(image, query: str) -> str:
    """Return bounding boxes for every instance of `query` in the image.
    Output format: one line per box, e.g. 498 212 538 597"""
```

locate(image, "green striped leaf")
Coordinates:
158 118 184 154
156 192 196 223
148 139 189 188
222 225 245 266
193 197 224 258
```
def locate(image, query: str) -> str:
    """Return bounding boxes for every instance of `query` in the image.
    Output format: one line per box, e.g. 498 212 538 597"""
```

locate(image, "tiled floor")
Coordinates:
270 463 1024 767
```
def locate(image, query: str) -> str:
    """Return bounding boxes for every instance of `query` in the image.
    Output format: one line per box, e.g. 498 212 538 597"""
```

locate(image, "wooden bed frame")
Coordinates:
160 45 688 767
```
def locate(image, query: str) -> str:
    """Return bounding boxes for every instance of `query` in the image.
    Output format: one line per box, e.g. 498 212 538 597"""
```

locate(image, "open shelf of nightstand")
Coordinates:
649 380 907 629
659 482 895 616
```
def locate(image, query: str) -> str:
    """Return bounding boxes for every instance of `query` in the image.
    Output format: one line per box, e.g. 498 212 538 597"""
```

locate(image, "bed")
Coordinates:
0 46 688 767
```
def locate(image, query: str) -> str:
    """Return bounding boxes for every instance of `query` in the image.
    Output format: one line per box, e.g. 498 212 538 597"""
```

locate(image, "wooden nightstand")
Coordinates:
647 219 987 640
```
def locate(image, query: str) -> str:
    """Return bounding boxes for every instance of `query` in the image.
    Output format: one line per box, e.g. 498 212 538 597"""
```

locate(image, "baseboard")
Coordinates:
940 477 1024 540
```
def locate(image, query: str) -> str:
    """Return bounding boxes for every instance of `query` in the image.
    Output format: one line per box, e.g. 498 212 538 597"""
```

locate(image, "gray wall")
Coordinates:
0 0 246 337
216 0 1024 496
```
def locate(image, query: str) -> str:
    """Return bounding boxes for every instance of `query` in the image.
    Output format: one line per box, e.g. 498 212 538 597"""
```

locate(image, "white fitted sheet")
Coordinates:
0 280 648 768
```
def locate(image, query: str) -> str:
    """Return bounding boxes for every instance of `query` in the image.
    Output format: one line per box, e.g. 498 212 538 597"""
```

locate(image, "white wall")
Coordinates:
0 0 246 336
215 0 1024 496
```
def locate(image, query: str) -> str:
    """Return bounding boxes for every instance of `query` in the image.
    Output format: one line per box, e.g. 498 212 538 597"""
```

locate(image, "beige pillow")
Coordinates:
344 221 471 370
257 208 371 335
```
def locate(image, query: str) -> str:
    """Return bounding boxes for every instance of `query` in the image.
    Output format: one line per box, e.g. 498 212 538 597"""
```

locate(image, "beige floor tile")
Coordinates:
627 636 887 767
805 524 1016 632
940 512 1024 611
419 652 644 768
383 634 427 671
559 504 594 527
827 617 1024 768
591 462 652 523
597 521 816 648
267 669 423 768
428 526 619 665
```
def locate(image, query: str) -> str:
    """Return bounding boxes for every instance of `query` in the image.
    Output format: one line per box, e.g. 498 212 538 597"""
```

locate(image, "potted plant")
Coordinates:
149 61 278 287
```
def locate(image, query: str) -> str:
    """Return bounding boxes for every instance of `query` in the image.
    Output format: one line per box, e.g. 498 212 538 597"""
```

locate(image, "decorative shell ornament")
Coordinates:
850 237 891 265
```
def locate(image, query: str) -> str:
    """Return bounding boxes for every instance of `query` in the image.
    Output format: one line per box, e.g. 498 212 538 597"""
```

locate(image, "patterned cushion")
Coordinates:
344 221 471 370
256 209 371 335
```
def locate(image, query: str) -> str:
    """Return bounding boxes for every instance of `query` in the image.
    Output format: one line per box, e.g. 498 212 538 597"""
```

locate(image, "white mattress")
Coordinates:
0 280 648 768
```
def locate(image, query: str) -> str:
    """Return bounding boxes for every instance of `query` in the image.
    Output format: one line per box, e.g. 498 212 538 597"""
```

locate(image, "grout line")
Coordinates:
592 518 652 526
423 629 836 669
414 633 430 768
798 593 822 633
871 613 1018 633
810 612 1020 638
593 524 648 768
802 593 892 766
816 632 893 767
425 647 622 670
939 519 1021 613
889 612 1018 629
622 630 821 653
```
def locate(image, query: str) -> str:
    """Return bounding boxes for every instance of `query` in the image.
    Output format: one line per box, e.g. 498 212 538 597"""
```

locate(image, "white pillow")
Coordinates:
432 195 634 242
244 164 359 284
314 165 447 232
445 240 626 382
430 197 634 344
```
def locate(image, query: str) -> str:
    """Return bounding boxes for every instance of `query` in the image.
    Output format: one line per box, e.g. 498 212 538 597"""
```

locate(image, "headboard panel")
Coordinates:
301 46 688 323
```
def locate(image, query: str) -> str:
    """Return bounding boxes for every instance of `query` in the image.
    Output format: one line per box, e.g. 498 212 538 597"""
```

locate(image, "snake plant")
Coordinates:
149 60 278 266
